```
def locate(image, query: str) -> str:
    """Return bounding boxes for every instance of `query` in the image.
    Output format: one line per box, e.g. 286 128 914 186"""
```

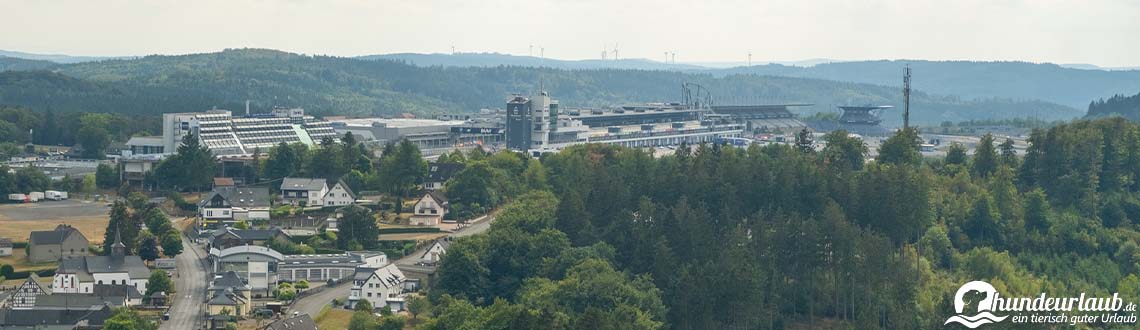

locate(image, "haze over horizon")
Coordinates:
2 0 1138 68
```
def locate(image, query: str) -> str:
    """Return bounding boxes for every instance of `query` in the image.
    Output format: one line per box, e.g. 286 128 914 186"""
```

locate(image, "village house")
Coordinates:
199 187 272 225
10 276 46 309
322 179 356 207
409 191 449 226
347 263 410 312
28 224 90 263
280 178 328 206
424 162 464 190
206 271 251 317
0 238 12 256
418 239 451 264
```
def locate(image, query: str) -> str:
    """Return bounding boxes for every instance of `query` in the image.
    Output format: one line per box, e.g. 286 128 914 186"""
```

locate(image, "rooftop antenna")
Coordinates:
903 65 911 129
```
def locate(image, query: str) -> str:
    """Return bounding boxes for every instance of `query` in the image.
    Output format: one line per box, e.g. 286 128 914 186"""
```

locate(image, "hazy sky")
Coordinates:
2 0 1138 67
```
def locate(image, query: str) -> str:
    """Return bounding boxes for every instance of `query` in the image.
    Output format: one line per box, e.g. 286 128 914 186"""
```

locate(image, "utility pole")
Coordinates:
903 65 911 129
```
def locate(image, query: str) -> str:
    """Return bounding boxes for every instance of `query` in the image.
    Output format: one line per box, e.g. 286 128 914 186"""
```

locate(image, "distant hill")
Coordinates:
359 52 707 71
0 56 58 71
1087 91 1140 120
710 60 1140 108
0 49 130 64
0 49 1082 124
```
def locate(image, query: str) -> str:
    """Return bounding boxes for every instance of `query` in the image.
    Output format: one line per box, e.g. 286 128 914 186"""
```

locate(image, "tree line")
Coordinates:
412 117 1140 329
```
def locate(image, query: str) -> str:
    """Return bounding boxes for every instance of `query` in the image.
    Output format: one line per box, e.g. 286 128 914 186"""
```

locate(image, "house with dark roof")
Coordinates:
0 238 12 256
199 187 272 225
0 304 112 329
207 271 251 317
424 162 464 190
410 191 449 226
262 314 317 330
347 263 408 312
27 224 89 262
52 236 150 296
280 178 328 206
322 179 356 207
206 228 290 250
418 239 451 264
91 284 144 306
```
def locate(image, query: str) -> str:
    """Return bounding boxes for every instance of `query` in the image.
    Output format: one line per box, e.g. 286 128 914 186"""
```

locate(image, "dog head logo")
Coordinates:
945 281 1009 328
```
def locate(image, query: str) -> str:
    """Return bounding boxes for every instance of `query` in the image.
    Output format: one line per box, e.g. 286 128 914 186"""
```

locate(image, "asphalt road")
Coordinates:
290 281 352 318
160 234 209 330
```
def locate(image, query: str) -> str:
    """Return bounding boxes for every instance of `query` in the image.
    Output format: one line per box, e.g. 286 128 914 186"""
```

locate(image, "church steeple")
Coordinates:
111 230 126 258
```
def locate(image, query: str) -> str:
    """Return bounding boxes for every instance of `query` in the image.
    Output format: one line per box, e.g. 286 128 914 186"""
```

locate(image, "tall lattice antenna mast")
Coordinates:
903 65 912 129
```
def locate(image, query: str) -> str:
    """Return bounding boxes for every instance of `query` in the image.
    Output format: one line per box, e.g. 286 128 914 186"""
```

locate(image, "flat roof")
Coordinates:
333 118 467 129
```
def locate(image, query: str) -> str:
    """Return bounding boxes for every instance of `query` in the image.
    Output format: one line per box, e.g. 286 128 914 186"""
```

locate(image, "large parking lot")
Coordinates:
0 199 110 243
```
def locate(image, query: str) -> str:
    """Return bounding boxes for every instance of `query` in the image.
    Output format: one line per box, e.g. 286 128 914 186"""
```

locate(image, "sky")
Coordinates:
2 0 1138 67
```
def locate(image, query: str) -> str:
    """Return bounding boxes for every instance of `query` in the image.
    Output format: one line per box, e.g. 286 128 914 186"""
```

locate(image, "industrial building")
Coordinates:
330 117 502 156
807 105 894 136
505 92 750 153
126 107 337 157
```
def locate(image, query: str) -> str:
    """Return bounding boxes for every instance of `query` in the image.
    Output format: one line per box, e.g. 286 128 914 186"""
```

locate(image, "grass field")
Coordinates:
314 306 354 330
378 232 448 242
0 201 110 244
0 252 59 272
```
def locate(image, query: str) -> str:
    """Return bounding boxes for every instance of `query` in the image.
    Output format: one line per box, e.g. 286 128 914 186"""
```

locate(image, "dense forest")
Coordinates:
1087 91 1140 120
387 117 1140 329
0 49 1080 124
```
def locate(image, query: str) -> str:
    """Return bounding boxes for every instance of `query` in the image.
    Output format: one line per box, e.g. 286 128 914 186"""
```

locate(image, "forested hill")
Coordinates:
1087 91 1140 120
0 56 57 71
360 52 707 70
713 60 1140 109
0 49 1082 124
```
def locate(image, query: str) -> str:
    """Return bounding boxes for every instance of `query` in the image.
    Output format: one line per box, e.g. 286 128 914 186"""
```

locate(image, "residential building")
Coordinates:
10 276 46 309
91 284 144 306
410 191 449 226
27 224 90 263
347 263 408 312
199 187 272 226
424 163 464 190
263 314 317 330
206 228 290 250
280 178 328 206
418 239 451 264
206 271 251 317
322 180 356 207
0 303 113 329
52 238 150 296
0 238 11 256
